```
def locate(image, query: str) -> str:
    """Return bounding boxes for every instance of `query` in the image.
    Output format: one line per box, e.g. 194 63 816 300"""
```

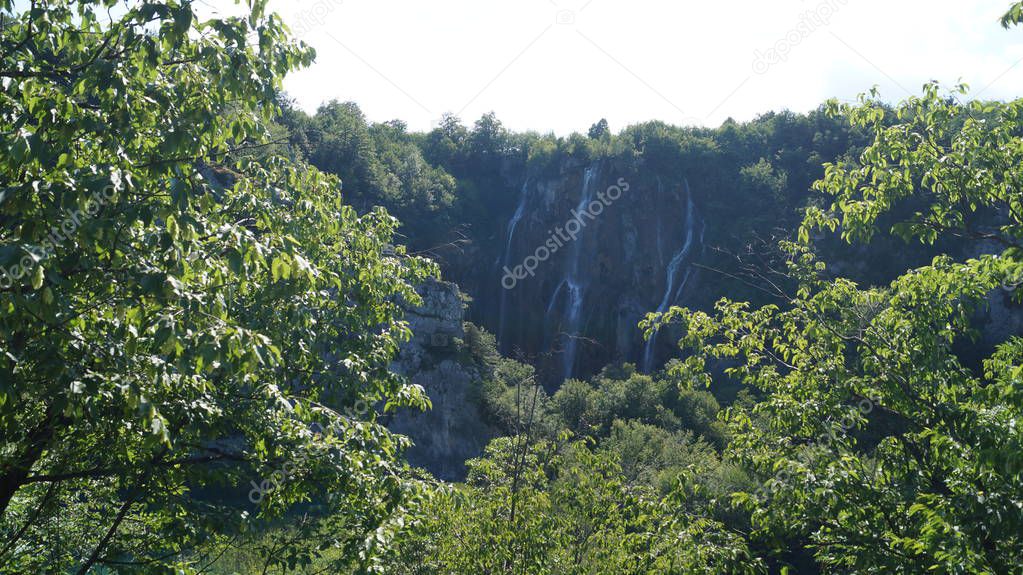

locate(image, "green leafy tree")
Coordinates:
657 247 1022 573
304 100 384 207
739 158 789 215
803 83 1023 254
603 419 743 499
0 0 432 572
588 118 610 140
648 70 1023 575
468 112 509 164
384 437 765 574
550 364 727 445
422 113 470 173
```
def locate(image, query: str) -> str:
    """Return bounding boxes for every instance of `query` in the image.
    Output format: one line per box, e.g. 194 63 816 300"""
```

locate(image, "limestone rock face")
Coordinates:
430 152 1023 392
388 280 496 480
473 159 704 384
394 279 465 375
966 240 1023 360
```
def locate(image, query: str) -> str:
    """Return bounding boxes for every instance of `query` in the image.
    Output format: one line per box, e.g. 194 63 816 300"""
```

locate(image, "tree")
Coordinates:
306 100 384 208
422 113 469 172
739 158 789 211
383 438 765 574
588 118 610 140
469 111 508 160
648 77 1023 575
0 0 432 572
803 83 1023 255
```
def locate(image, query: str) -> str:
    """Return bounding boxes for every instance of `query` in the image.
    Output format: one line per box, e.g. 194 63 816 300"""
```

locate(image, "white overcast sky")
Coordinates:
200 0 1023 134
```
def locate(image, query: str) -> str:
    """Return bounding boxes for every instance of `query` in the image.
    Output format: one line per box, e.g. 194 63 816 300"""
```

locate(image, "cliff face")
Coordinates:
468 158 705 384
452 158 1009 386
388 170 1022 479
388 280 497 480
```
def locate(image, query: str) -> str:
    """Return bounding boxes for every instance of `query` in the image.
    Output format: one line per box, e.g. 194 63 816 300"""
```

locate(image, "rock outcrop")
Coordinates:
388 280 497 480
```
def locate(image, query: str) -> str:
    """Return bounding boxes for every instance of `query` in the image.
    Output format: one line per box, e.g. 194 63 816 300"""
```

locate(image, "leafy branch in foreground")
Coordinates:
0 0 433 572
803 82 1023 260
1002 1 1023 27
648 79 1023 574
656 246 1022 573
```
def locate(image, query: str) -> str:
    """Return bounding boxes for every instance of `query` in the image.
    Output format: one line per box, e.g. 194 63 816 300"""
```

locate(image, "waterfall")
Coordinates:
546 280 566 318
497 180 530 353
556 164 600 381
642 179 701 373
560 281 584 379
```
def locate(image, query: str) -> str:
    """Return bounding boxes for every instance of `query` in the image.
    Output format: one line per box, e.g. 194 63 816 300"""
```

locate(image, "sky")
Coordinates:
200 0 1023 134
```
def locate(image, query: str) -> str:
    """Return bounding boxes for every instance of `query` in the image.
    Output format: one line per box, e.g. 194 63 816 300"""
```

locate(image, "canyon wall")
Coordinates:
470 158 706 384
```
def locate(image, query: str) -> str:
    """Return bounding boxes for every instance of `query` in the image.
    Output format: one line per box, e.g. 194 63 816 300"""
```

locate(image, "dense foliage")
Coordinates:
0 0 433 572
279 97 872 271
649 85 1023 572
3 0 1023 573
383 437 763 575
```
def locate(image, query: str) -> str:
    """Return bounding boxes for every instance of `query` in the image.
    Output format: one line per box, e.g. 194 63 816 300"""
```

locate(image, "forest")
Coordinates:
1 1 1022 573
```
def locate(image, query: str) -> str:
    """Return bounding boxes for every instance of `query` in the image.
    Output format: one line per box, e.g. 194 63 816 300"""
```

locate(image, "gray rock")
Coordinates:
389 280 497 480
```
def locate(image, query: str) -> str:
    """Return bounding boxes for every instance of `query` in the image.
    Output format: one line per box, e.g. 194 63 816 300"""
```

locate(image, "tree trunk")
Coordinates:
0 409 59 516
